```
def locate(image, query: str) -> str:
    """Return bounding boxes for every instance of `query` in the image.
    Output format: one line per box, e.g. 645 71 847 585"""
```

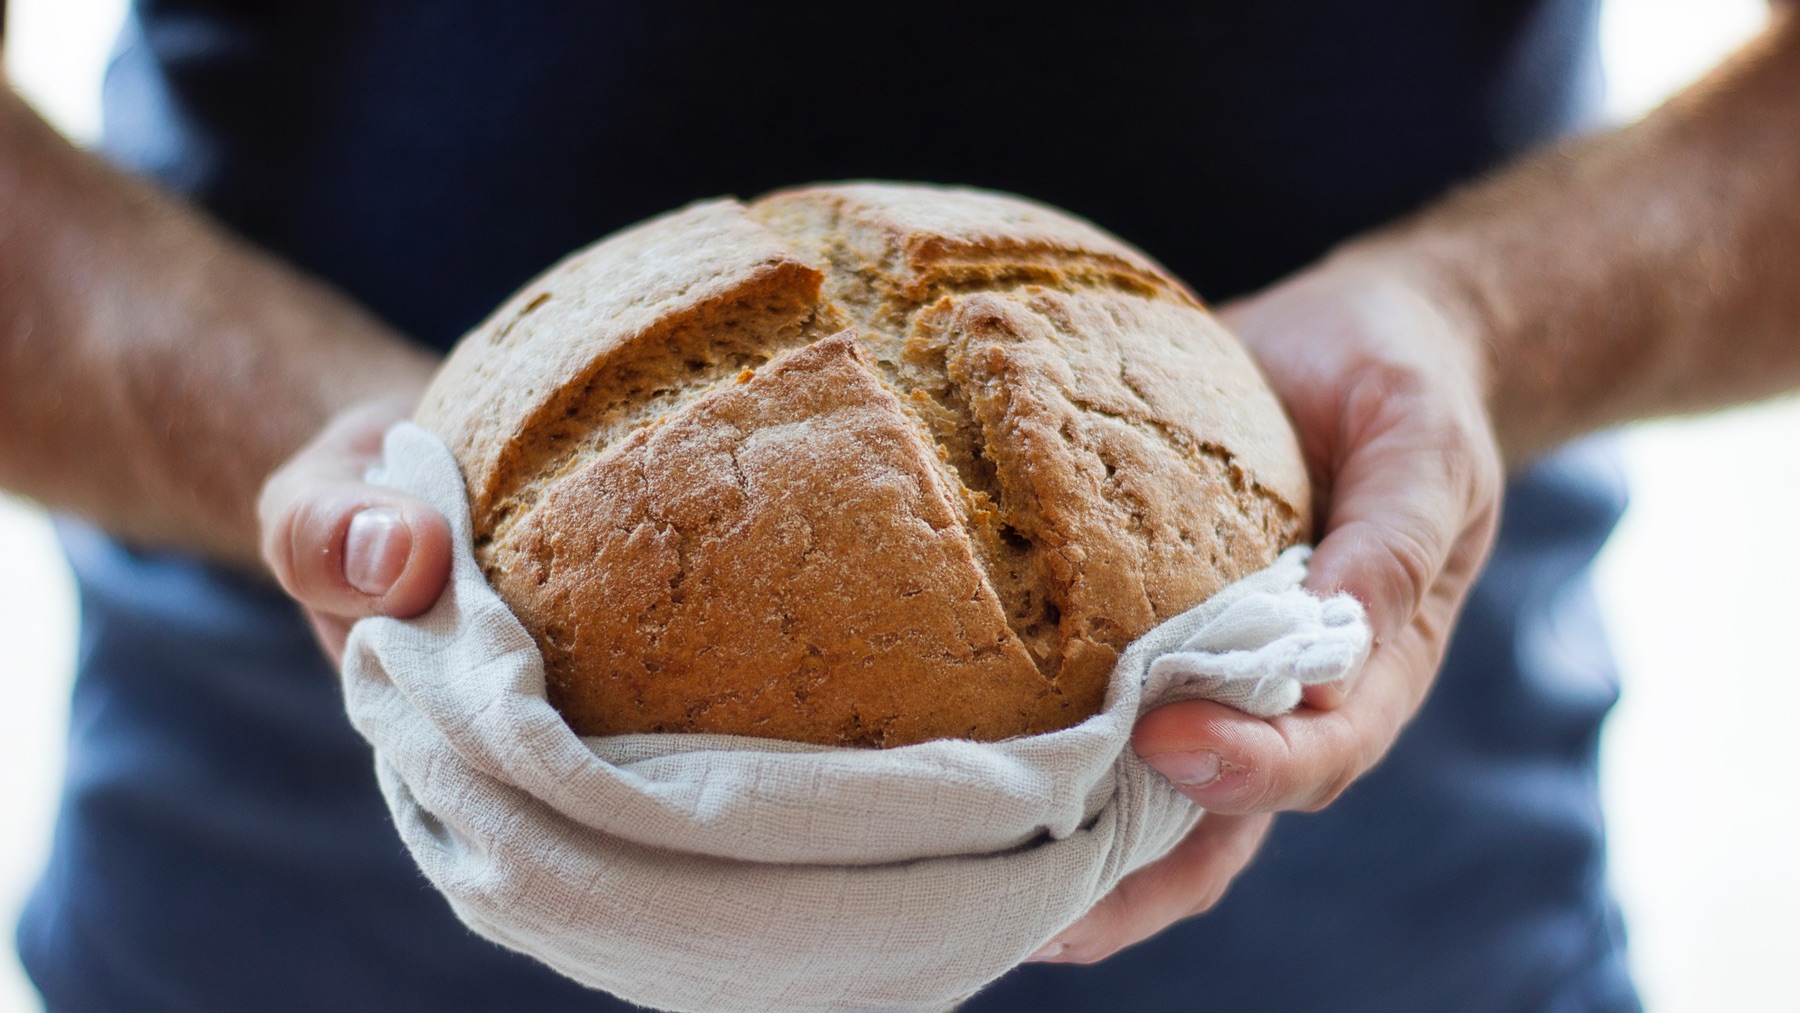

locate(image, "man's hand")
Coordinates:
259 400 453 665
1038 8 1800 964
1031 250 1503 964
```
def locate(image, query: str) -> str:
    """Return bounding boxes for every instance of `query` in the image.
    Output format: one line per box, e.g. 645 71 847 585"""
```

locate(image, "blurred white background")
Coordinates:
0 0 1793 1010
1591 4 1799 1012
1 6 128 1013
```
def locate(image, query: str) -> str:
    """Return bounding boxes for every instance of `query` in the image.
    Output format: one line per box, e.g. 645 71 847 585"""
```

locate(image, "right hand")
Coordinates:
1037 247 1504 964
258 399 454 665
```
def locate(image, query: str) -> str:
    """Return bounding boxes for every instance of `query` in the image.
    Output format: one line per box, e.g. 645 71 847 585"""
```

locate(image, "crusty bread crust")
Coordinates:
416 183 1310 747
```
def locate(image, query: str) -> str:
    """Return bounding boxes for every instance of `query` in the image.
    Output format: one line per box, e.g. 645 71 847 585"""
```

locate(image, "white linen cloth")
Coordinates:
342 422 1371 1013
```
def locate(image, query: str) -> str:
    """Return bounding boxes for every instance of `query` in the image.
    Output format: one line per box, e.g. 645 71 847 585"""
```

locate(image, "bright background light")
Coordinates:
0 1 1791 1011
1 4 127 1012
1593 3 1799 1012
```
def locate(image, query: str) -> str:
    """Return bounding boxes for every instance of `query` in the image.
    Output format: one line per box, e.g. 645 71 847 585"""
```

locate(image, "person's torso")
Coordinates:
20 3 1638 1011
105 0 1601 344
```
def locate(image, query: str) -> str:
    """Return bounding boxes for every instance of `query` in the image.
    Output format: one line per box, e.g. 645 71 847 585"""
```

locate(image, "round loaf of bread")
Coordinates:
415 183 1311 748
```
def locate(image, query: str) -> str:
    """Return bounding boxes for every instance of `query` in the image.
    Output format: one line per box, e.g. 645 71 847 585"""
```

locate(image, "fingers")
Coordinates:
1136 507 1495 814
1223 265 1500 644
1133 367 1499 813
1064 259 1504 965
258 401 452 628
264 481 450 618
1308 360 1497 640
1026 813 1274 965
1290 376 1499 724
1133 624 1432 814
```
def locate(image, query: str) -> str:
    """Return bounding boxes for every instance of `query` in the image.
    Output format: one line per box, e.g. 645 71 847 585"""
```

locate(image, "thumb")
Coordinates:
259 402 452 623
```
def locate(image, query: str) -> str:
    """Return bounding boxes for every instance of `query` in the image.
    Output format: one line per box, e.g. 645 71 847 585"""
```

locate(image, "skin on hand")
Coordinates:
1030 253 1503 965
1034 9 1800 965
258 400 454 665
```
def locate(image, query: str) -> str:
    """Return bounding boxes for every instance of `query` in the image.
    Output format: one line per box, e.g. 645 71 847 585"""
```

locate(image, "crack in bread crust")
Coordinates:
749 193 1308 724
486 333 1055 746
419 184 1311 747
475 265 839 554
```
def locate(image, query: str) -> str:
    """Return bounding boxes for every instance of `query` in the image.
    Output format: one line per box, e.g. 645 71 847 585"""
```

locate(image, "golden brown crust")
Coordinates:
418 183 1310 747
488 333 1059 745
414 200 827 545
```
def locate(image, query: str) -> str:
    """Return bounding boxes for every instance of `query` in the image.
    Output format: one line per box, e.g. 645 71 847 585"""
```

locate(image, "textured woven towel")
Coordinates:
342 422 1370 1013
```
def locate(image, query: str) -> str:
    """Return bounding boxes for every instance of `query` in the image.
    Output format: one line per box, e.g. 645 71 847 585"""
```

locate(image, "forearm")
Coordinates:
0 86 436 569
1341 9 1800 464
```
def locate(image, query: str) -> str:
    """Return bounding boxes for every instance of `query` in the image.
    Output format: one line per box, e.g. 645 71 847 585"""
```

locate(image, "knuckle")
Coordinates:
1299 760 1359 812
1349 354 1429 402
1465 489 1502 545
1220 757 1279 813
1289 714 1367 813
1438 427 1503 512
1244 768 1291 814
1340 361 1428 443
1380 523 1437 601
1233 738 1303 814
1351 521 1436 631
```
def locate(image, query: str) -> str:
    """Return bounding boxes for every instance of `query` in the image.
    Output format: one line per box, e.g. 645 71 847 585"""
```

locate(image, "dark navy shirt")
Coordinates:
19 2 1638 1010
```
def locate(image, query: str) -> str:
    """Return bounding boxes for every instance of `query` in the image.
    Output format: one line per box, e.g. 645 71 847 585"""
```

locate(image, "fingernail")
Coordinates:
1025 940 1066 962
1146 751 1222 787
345 508 411 596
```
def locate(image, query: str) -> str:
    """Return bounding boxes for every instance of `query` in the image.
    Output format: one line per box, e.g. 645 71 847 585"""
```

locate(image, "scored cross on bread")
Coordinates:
415 183 1310 747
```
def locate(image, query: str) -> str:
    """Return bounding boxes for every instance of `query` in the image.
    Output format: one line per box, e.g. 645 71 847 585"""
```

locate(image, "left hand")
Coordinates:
1030 247 1503 964
258 398 454 666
